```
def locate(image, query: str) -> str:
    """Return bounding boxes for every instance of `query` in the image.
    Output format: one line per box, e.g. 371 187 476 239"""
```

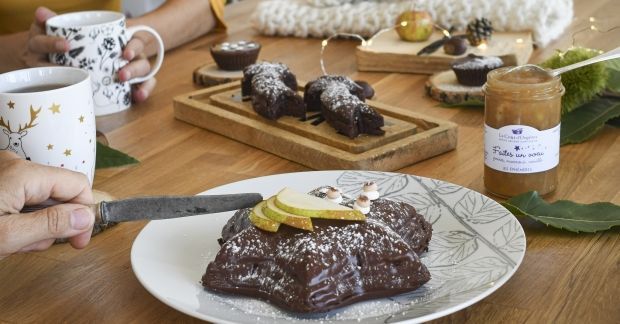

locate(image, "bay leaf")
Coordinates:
95 142 139 169
560 97 620 145
502 191 620 233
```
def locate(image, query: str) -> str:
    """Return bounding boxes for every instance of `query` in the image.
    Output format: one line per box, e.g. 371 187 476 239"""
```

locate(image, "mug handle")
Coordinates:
125 25 165 85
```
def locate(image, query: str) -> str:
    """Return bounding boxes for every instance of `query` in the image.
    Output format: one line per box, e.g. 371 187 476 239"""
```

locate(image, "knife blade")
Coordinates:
20 193 263 225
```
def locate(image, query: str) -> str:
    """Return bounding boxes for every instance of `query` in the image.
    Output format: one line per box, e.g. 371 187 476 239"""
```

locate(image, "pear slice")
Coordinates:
263 196 314 231
249 201 280 232
274 187 366 220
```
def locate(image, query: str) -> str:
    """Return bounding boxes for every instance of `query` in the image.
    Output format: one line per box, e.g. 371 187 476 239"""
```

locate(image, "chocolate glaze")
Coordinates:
303 75 384 138
241 62 305 120
203 187 432 313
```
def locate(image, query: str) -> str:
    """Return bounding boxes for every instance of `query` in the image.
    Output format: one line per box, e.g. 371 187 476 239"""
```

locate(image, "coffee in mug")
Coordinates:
0 67 96 184
46 11 164 116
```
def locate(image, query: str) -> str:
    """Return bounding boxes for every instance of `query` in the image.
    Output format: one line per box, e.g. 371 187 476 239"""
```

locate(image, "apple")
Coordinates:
249 201 281 232
396 11 434 42
274 187 365 220
262 196 314 231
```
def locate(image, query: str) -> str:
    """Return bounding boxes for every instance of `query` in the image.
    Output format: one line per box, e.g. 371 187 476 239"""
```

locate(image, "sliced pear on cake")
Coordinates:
262 196 314 231
274 187 366 220
249 201 281 232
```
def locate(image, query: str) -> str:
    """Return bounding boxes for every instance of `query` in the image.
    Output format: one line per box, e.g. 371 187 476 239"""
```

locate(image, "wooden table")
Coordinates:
1 1 619 323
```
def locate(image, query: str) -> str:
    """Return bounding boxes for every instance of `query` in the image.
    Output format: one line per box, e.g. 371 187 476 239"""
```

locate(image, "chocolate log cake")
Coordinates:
203 187 432 313
241 62 305 120
304 75 384 138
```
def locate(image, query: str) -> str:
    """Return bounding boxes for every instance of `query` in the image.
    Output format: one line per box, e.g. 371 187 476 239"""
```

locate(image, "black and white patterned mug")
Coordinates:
46 11 164 116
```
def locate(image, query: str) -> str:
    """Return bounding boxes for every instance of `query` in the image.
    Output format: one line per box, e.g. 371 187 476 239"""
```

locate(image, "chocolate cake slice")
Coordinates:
304 75 384 138
304 75 365 112
241 62 304 120
203 187 432 313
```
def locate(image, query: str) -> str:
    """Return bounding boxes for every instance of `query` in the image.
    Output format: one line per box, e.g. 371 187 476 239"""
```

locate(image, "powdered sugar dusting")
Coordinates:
203 185 432 314
452 56 503 69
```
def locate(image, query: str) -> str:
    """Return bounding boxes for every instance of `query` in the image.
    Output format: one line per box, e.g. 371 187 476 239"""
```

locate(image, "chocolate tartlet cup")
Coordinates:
210 43 261 71
452 54 503 87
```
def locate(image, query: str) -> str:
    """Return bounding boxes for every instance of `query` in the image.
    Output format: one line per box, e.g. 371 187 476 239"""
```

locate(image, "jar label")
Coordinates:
484 124 560 174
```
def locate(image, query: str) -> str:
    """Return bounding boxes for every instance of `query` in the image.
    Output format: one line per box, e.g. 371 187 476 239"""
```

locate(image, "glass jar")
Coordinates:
483 66 565 197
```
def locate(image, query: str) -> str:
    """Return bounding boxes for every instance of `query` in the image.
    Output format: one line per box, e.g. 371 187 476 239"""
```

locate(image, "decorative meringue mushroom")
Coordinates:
325 186 343 204
353 195 371 214
362 181 380 200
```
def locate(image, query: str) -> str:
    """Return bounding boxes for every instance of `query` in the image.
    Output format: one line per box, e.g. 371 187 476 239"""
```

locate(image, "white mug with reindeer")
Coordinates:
46 11 164 116
0 67 96 184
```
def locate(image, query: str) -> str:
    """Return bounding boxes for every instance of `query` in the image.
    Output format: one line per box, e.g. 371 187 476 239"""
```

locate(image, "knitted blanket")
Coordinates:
252 0 573 46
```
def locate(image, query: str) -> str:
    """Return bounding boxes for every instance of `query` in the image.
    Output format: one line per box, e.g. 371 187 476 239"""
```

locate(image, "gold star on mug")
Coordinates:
7 101 15 109
63 149 72 156
47 144 54 150
78 115 85 123
49 103 61 114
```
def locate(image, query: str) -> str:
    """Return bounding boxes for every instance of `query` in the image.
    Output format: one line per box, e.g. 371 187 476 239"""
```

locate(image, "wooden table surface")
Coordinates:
1 0 619 323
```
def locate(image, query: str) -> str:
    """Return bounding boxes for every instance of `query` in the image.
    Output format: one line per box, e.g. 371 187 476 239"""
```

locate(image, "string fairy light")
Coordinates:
319 33 367 75
571 18 620 47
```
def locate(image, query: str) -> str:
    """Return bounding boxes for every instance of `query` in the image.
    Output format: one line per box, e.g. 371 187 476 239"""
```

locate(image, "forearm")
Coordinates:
0 32 29 73
127 0 216 56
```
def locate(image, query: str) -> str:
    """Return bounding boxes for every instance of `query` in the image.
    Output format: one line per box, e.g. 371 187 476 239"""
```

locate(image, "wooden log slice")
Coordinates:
193 63 244 87
425 70 484 105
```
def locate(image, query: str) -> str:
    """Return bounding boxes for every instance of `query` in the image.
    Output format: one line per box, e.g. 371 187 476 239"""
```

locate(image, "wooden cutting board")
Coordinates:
173 82 457 171
356 30 533 74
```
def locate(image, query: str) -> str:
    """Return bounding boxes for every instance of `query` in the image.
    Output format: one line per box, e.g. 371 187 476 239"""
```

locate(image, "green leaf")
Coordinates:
95 142 139 169
502 191 620 233
560 97 620 145
606 59 620 93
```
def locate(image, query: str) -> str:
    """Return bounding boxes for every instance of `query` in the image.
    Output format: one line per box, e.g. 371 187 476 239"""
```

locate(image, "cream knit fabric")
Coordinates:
252 0 573 46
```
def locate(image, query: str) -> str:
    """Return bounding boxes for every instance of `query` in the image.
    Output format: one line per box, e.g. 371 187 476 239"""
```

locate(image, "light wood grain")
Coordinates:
1 0 619 323
173 82 456 170
357 30 533 74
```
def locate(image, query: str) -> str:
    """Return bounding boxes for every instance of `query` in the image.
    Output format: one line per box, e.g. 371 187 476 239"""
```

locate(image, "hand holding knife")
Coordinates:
21 193 264 225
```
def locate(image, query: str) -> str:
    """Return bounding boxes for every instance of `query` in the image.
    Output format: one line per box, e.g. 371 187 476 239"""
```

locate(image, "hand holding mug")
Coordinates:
23 7 162 112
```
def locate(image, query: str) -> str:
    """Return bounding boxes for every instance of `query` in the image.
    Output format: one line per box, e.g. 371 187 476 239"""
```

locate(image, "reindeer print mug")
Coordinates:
0 67 96 184
46 11 164 116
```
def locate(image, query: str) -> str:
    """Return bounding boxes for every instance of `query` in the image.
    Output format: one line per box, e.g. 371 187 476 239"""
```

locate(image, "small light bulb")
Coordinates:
589 17 596 23
590 25 598 31
516 38 524 44
400 21 408 27
478 43 488 50
321 39 328 47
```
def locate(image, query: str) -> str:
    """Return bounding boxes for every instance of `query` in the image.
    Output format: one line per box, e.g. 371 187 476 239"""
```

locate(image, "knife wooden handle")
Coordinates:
19 190 113 225
20 201 106 224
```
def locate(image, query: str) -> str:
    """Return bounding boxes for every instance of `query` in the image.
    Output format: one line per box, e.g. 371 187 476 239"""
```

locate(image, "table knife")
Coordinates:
20 193 263 225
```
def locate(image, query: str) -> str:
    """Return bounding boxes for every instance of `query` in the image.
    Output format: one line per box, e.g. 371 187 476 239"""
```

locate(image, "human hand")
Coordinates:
21 7 69 68
117 33 157 103
0 151 95 260
24 7 156 103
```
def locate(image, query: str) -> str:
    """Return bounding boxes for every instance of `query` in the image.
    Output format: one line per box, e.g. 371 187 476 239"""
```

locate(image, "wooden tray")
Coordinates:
356 30 533 74
173 82 457 170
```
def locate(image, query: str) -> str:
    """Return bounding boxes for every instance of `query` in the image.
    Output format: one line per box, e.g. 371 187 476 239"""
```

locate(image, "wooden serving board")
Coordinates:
173 82 457 171
356 30 533 74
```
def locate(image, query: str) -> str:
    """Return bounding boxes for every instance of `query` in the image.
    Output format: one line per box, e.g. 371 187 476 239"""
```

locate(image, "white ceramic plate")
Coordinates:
131 171 525 323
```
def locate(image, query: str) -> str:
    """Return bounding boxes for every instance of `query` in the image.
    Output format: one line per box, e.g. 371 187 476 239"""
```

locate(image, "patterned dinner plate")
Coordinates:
131 171 525 323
